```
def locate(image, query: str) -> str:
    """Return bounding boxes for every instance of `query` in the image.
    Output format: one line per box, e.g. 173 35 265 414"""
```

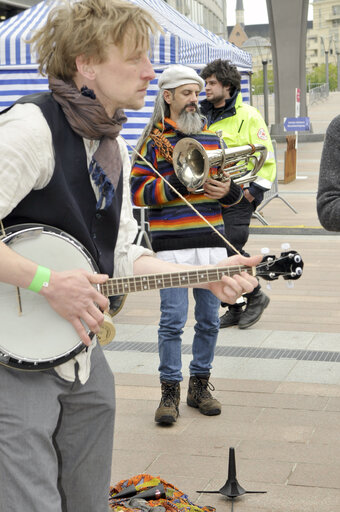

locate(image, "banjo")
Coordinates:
0 224 304 371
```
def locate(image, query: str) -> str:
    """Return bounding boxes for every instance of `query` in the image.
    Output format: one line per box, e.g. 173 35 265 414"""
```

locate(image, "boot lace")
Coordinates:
193 378 215 399
161 383 178 407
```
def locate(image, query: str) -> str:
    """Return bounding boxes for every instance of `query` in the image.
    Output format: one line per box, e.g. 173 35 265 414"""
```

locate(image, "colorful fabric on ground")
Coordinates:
109 473 216 512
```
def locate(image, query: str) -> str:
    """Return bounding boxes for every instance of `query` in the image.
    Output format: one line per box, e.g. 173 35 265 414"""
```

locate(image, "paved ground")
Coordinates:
106 93 340 511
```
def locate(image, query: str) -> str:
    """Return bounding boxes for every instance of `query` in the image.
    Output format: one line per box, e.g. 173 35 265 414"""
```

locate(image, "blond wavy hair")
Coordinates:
28 0 159 81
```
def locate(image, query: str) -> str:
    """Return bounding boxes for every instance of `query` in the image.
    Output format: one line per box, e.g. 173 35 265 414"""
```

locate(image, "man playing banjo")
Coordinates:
0 1 259 510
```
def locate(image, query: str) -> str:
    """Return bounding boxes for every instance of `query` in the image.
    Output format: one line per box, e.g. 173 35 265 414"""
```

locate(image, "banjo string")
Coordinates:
0 136 242 320
0 219 5 237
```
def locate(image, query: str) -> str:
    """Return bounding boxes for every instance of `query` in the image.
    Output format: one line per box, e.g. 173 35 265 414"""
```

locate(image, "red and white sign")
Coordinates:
295 88 301 117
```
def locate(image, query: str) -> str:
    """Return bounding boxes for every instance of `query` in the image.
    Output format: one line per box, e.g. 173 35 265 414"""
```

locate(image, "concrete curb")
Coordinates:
249 226 339 235
271 133 325 143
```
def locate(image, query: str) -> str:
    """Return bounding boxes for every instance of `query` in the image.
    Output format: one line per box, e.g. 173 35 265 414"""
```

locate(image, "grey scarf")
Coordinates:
48 77 127 209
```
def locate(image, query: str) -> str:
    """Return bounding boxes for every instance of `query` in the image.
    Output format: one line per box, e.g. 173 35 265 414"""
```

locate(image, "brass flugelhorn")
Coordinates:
172 137 267 193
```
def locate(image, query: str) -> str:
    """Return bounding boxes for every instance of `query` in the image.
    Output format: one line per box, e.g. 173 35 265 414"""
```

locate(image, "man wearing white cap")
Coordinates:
131 64 243 425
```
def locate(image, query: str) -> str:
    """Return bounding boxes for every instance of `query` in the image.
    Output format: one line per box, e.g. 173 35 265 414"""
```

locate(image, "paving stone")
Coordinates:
110 449 159 486
114 427 241 458
310 426 340 446
325 396 340 411
276 381 340 397
145 452 293 485
238 439 340 465
199 481 340 512
308 332 340 351
212 378 280 393
114 372 159 387
105 350 159 375
116 385 160 401
187 420 314 444
236 358 297 381
288 462 340 489
262 330 314 349
217 390 328 410
256 407 340 428
285 361 340 384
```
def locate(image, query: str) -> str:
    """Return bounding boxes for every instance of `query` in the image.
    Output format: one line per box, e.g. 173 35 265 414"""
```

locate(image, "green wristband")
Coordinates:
28 265 51 293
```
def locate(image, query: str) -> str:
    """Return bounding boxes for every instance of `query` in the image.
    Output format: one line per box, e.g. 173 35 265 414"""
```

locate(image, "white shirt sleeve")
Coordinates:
0 103 152 383
0 105 152 276
113 136 153 277
0 103 54 219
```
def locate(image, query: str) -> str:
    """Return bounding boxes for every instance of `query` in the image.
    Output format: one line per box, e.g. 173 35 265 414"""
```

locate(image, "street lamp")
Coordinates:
257 40 272 127
321 36 332 91
244 37 272 126
333 36 340 92
262 58 269 126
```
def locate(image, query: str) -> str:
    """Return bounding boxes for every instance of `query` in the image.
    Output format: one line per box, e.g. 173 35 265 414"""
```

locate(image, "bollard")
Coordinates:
283 135 296 183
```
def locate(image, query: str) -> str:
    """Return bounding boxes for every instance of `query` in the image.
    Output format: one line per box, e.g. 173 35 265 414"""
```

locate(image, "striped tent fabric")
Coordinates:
0 0 252 146
0 1 53 67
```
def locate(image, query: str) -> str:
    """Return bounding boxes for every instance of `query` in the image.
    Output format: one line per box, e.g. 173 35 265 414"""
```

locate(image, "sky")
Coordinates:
226 0 314 26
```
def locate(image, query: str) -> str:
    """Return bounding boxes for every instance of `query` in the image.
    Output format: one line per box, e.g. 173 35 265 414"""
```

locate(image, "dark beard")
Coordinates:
176 108 204 134
209 92 226 106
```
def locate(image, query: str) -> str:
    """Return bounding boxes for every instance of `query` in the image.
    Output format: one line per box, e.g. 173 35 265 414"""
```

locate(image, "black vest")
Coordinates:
2 93 123 276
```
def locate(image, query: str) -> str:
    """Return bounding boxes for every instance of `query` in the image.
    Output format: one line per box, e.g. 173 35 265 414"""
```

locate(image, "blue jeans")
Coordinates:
158 287 221 382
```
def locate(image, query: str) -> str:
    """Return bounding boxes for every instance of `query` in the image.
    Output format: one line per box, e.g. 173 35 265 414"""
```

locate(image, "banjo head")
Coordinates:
0 224 97 370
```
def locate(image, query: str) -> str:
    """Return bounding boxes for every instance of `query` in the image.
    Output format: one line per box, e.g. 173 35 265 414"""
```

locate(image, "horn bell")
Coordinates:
172 138 210 191
172 137 268 193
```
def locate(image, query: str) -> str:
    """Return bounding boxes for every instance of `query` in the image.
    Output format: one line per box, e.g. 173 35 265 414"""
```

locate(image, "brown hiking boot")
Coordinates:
155 381 180 424
187 375 221 416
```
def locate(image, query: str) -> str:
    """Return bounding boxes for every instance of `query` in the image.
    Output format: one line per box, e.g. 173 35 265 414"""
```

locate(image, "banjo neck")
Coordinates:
0 224 303 371
100 265 254 297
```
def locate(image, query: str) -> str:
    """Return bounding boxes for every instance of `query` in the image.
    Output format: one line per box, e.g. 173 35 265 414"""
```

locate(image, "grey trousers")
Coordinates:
0 344 115 512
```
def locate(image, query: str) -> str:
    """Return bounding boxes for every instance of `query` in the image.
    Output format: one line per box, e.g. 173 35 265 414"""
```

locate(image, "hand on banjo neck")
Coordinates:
0 224 303 370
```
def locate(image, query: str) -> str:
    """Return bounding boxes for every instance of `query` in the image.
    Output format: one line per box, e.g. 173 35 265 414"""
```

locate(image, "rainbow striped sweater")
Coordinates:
130 118 243 252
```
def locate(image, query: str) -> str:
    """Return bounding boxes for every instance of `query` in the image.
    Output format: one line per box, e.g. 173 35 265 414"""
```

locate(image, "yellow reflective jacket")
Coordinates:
202 92 276 191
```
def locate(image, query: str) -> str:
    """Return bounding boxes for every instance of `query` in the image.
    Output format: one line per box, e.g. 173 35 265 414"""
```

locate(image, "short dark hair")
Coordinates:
200 59 241 96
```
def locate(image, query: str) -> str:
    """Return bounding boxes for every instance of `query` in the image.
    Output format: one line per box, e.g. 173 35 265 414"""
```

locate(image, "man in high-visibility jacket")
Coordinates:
200 59 276 329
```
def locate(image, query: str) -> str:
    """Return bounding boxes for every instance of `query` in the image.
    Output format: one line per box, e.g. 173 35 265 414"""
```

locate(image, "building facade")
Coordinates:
165 0 227 38
306 0 340 72
0 0 37 20
241 36 272 73
229 1 340 76
1 0 227 39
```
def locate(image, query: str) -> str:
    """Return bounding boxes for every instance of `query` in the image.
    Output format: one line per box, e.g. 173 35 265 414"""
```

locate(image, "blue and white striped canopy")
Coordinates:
0 0 252 145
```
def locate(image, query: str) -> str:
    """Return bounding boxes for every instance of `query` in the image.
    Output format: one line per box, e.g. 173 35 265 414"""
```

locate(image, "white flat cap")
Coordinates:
158 64 204 91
